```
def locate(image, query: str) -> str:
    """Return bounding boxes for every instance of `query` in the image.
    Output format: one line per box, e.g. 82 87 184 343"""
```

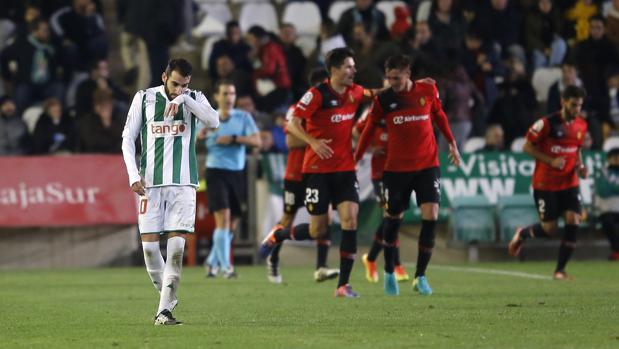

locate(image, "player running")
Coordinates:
508 85 588 280
266 68 339 284
355 54 461 296
121 58 220 325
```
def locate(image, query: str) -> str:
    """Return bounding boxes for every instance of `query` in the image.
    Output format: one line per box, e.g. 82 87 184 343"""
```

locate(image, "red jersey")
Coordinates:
363 82 454 172
295 81 365 173
355 117 387 180
284 105 305 181
526 112 587 191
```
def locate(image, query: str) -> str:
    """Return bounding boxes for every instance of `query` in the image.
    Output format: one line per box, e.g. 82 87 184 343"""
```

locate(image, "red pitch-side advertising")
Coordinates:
0 155 137 227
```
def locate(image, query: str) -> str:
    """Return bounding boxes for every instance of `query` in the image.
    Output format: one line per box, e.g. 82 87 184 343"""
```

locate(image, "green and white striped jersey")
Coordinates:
122 85 219 188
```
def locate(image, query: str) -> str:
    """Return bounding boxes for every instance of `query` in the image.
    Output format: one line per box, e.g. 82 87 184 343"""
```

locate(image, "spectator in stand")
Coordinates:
207 55 251 97
0 96 30 155
460 28 504 111
317 18 346 64
547 61 584 114
279 23 308 101
524 0 567 71
606 67 619 129
564 0 598 43
351 23 398 88
0 18 64 113
32 97 77 154
487 57 538 147
428 0 468 58
480 124 505 151
74 59 128 118
575 15 619 148
116 0 151 90
606 0 619 47
390 5 411 39
247 25 291 113
77 89 123 153
50 0 108 73
209 21 252 80
400 22 442 77
472 0 525 64
337 0 390 44
9 3 41 43
437 61 484 151
594 147 619 261
236 94 273 131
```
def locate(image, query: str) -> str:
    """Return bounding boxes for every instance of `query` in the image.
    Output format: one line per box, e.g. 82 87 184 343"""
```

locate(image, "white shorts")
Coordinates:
138 186 196 234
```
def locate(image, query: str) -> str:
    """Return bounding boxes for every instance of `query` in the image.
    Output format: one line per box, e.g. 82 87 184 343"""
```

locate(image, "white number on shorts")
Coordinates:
305 188 319 204
538 199 545 214
284 191 295 205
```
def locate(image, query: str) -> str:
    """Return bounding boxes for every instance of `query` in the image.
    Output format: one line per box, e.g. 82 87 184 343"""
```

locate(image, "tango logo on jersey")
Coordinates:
392 114 429 125
150 121 187 137
331 113 355 123
550 145 578 154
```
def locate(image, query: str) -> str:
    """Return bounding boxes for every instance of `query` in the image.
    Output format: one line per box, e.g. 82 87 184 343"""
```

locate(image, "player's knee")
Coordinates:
339 216 357 230
541 222 559 236
309 224 328 239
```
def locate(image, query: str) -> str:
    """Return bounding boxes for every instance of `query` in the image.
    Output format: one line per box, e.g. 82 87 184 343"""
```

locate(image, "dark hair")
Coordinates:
28 17 46 33
214 79 235 94
308 67 329 85
89 59 106 72
589 14 605 24
226 20 240 33
165 58 192 77
385 54 412 71
248 25 268 39
562 85 587 100
325 47 354 73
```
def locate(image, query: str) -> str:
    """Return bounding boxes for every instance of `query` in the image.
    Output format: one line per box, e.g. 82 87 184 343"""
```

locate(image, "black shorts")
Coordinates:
303 171 359 215
533 187 582 222
206 168 245 216
283 179 305 215
383 167 441 216
372 179 385 206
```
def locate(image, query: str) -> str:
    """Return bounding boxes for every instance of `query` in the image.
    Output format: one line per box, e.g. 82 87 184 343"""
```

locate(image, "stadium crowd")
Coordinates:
1 0 619 155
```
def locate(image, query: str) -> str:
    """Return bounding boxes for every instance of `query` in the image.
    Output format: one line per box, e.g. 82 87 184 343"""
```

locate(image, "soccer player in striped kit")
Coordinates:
122 59 220 325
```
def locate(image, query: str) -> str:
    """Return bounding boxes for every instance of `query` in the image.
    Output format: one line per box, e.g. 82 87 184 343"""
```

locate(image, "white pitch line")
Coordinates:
424 265 553 280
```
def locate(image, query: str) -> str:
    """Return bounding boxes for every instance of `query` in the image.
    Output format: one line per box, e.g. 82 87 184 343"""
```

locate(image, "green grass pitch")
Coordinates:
2 261 618 348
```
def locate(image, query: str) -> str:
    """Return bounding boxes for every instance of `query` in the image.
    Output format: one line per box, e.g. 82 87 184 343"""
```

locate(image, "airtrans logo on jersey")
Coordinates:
150 121 187 138
392 114 429 125
550 145 578 154
331 113 355 123
0 182 100 209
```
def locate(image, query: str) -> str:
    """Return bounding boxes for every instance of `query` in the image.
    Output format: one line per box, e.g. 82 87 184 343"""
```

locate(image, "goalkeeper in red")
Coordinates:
508 85 588 280
355 54 461 296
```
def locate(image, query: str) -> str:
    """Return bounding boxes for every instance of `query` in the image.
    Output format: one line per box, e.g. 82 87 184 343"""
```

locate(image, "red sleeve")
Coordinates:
430 85 455 143
526 118 549 144
294 87 322 120
253 44 280 78
354 98 382 162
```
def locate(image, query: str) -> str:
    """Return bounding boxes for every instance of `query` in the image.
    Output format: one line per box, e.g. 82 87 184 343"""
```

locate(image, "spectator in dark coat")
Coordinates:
524 0 567 70
206 55 252 97
337 0 390 44
472 0 525 63
208 21 252 80
279 23 308 101
32 98 77 154
74 59 128 118
77 89 123 153
428 0 468 58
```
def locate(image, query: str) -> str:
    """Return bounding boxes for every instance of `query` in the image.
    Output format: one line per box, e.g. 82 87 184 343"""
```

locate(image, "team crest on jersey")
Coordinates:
419 97 426 106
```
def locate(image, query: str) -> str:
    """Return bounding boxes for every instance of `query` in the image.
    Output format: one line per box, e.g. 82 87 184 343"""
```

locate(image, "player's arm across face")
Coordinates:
288 116 333 159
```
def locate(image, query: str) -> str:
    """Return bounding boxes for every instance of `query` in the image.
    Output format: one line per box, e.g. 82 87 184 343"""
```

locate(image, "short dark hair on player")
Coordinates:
214 79 235 94
325 47 354 74
562 85 587 100
165 58 192 77
385 54 412 71
308 67 329 86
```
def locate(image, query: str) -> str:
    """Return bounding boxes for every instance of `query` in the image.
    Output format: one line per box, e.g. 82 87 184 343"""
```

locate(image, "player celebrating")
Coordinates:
266 68 339 284
260 48 375 297
355 54 461 296
353 115 410 284
121 59 220 325
508 86 588 280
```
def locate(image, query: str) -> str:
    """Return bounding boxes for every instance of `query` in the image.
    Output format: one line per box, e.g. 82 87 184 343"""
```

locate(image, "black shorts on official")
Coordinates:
382 167 441 216
283 179 305 215
372 179 385 206
303 171 359 215
533 187 582 222
206 168 245 216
